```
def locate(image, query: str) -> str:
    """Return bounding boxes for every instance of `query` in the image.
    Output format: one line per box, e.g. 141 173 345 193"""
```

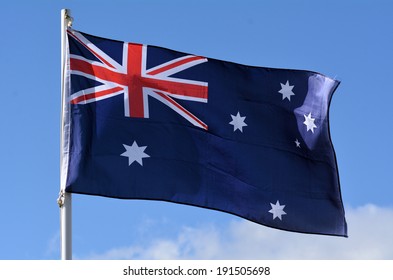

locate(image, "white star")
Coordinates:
121 141 150 166
295 138 301 148
278 80 295 101
269 200 287 220
303 112 317 133
229 111 247 132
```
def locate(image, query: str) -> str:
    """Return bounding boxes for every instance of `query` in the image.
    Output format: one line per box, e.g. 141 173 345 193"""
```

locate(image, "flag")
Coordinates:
62 28 347 237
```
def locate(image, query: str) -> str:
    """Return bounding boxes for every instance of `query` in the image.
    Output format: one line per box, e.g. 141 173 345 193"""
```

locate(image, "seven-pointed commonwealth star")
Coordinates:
303 112 317 133
269 200 287 220
278 80 295 101
121 141 150 166
229 111 248 132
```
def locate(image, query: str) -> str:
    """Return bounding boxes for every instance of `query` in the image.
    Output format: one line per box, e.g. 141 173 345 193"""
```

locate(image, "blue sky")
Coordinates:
1 0 393 259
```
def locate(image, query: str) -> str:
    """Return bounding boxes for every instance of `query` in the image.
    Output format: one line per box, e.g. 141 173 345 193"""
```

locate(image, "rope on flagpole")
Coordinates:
65 10 73 27
57 190 65 208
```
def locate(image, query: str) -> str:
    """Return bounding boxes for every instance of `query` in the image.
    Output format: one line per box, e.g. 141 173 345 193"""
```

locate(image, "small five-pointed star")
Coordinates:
121 141 150 166
229 111 247 132
295 138 301 148
303 112 317 133
278 80 295 101
269 200 287 220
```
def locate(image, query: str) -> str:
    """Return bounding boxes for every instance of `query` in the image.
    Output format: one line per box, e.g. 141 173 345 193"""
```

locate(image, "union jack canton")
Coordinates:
68 29 208 130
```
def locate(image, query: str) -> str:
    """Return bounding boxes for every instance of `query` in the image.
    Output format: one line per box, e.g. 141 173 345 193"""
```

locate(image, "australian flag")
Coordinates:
62 28 347 237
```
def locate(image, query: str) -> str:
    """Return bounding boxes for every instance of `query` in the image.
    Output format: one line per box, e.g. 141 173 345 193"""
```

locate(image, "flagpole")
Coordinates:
59 8 73 260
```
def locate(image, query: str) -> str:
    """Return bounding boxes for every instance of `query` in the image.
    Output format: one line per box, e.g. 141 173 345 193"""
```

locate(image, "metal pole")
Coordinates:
59 8 73 260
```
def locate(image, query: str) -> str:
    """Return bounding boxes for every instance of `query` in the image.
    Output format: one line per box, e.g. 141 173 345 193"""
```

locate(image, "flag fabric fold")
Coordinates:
62 28 347 237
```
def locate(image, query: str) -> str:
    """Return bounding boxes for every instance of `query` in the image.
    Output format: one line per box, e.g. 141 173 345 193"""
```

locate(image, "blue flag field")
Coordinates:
62 29 347 237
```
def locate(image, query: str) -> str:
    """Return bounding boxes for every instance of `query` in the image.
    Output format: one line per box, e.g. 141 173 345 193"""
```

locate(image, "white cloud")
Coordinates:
83 204 393 260
222 204 393 259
